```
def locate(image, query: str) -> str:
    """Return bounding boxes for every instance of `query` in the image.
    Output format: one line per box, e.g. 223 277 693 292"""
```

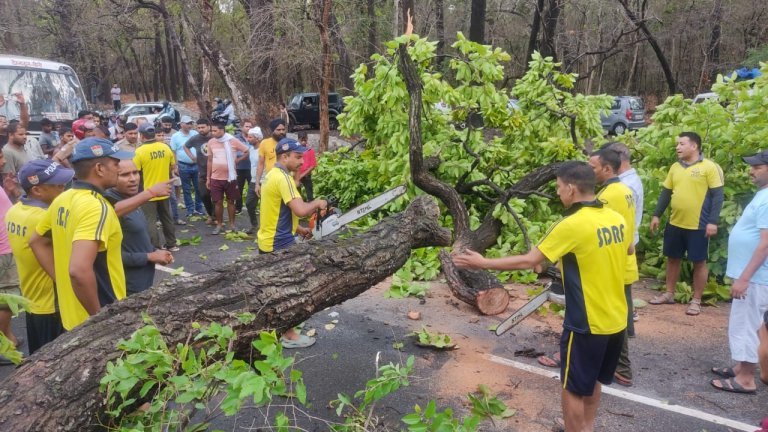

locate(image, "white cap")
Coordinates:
247 127 263 139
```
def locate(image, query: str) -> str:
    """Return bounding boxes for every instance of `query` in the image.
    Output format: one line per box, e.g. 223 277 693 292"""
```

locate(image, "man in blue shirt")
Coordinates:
711 150 768 394
170 116 205 218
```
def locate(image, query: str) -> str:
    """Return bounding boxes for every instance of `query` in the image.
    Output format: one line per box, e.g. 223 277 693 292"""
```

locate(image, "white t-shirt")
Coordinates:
111 87 121 101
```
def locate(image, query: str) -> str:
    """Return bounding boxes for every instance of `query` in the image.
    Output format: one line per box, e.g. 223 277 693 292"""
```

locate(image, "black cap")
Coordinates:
743 151 768 166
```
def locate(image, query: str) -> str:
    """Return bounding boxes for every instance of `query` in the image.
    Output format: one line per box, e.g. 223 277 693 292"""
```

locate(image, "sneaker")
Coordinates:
178 202 186 209
225 226 236 233
280 334 316 349
164 245 180 252
633 312 639 322
244 227 255 235
212 226 222 235
175 219 187 225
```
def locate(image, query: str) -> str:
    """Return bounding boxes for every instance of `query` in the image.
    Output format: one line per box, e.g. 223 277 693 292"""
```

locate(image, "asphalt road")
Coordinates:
2 214 766 431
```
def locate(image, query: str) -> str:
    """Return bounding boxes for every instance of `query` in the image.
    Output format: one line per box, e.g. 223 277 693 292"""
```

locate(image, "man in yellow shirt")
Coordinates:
650 132 724 315
590 147 638 387
134 123 178 251
254 119 286 196
453 161 628 432
30 138 133 331
6 160 74 352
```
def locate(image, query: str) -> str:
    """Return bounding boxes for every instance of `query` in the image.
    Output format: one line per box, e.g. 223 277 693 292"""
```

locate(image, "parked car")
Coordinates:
287 92 344 130
600 96 646 135
692 92 718 104
118 102 164 125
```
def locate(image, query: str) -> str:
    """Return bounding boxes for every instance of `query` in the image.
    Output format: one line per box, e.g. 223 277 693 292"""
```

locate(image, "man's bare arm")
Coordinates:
29 231 55 279
69 240 102 316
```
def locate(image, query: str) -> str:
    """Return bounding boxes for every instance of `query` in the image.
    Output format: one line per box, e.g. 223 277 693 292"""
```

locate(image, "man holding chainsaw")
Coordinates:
453 161 628 432
257 137 327 348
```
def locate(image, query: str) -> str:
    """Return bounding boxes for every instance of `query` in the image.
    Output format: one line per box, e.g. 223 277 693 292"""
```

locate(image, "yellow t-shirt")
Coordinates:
596 178 639 284
35 182 126 330
133 141 175 201
258 137 277 176
662 158 724 229
6 199 55 314
537 202 628 335
257 165 300 252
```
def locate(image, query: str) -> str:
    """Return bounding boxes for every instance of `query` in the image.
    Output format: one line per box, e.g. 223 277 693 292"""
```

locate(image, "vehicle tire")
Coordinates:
612 123 627 135
329 116 339 130
288 114 297 132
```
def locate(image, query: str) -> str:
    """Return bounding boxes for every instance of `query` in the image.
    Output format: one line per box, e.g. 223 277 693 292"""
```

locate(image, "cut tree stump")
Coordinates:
439 250 509 315
0 196 451 432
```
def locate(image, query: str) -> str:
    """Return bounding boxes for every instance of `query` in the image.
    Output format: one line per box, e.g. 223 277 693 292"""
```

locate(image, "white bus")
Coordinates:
0 54 87 136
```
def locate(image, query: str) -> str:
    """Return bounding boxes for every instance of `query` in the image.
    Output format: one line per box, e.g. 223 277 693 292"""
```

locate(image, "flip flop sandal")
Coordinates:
537 353 561 368
686 299 702 316
613 372 633 387
711 366 736 378
710 378 756 394
649 292 675 305
280 334 316 349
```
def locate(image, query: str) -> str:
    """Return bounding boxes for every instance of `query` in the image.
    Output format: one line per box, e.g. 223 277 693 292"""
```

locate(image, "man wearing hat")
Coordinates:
254 118 286 197
710 150 768 394
258 137 327 348
134 122 179 250
171 116 204 218
29 137 133 331
6 160 74 354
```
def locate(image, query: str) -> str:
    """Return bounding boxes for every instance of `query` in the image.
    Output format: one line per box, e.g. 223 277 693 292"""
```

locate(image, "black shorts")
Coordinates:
560 329 624 396
663 224 709 261
25 311 65 355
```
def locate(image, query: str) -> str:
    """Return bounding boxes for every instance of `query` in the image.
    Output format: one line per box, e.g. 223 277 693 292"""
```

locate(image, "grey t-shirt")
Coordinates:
2 145 30 174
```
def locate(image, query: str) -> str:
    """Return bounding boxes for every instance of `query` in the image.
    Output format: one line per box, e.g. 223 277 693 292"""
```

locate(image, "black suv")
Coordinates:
287 92 343 130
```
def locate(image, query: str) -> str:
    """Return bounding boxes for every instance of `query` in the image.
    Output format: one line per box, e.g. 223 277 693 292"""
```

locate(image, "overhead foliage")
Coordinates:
315 33 612 281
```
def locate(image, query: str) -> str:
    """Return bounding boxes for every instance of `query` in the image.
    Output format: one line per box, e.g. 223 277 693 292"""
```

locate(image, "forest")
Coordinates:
1 0 766 120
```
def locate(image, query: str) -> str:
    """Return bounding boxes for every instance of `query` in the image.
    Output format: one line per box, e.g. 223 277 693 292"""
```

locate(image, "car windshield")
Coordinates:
289 95 302 109
0 67 86 122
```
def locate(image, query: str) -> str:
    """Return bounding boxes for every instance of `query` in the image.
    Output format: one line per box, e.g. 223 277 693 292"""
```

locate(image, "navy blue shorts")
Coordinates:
560 329 624 396
25 311 65 355
663 224 709 261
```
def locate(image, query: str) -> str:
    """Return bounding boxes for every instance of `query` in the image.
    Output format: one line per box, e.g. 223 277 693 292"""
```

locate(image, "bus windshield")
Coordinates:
0 67 86 123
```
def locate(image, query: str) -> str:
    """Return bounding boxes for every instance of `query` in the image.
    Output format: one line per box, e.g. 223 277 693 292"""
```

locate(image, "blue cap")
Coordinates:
18 159 75 192
70 137 134 163
275 138 307 155
137 123 155 134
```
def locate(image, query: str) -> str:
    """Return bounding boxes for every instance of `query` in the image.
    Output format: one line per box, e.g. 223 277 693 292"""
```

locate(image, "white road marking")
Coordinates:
155 264 192 277
487 354 757 432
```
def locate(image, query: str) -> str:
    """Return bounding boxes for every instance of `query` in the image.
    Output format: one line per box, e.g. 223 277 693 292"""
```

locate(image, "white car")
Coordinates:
118 102 164 124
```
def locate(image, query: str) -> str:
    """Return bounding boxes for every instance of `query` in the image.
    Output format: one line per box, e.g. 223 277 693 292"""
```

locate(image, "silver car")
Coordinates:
600 96 646 135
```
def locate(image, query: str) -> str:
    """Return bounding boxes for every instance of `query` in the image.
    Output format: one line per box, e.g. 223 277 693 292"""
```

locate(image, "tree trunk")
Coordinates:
366 0 377 62
525 0 545 62
435 0 445 60
179 9 257 120
469 0 486 44
130 45 151 102
328 10 354 92
618 0 677 95
162 0 180 102
703 0 722 91
0 197 451 431
539 0 563 60
317 0 332 152
400 0 413 34
397 41 564 314
200 0 213 104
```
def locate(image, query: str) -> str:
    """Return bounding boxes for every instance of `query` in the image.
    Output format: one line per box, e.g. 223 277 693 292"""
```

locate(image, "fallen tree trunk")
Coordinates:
0 196 451 432
439 250 508 315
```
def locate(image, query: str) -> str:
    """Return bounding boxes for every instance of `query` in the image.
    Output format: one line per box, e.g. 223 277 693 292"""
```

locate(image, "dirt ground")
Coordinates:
336 275 762 431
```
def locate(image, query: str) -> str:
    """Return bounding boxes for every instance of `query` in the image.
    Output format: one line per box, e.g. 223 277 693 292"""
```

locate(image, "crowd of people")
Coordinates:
0 105 323 364
1 97 768 430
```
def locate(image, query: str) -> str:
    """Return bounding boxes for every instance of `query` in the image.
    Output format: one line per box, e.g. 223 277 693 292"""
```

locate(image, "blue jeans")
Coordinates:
169 191 180 221
179 164 204 215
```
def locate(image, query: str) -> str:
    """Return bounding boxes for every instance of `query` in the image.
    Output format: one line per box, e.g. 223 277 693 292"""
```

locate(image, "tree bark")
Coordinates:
129 45 151 102
162 0 179 102
328 10 354 92
366 0 377 62
316 0 333 152
0 197 451 431
179 9 258 119
540 0 563 60
469 0 486 44
200 0 213 104
525 0 545 62
435 0 445 60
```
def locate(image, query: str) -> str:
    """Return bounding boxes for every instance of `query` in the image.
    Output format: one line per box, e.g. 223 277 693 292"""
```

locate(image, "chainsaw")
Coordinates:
311 185 407 240
494 266 566 336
